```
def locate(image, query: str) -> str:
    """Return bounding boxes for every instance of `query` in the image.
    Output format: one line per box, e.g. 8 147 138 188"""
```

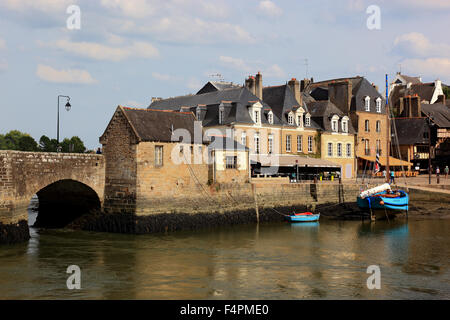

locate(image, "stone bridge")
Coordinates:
0 150 105 243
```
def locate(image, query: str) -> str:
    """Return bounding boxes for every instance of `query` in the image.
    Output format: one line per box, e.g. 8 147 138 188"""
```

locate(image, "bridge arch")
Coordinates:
33 179 101 228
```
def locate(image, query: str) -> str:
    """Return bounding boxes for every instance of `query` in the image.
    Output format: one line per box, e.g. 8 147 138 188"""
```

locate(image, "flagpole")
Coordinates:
386 74 390 183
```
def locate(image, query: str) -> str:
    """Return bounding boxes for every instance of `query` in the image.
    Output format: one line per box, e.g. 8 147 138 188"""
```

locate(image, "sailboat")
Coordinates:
356 75 410 217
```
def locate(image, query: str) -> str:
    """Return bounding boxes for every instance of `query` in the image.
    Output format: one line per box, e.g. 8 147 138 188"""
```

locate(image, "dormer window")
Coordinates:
249 102 263 126
288 114 294 125
331 115 339 132
254 110 260 124
365 96 371 112
196 108 201 120
305 114 311 127
267 111 273 125
376 98 382 113
342 116 349 133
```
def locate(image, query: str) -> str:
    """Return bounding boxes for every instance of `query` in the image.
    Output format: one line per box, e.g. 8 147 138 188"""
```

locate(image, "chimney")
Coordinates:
288 78 301 105
328 81 352 114
300 78 311 92
245 75 256 96
411 96 421 117
435 94 446 105
255 72 263 100
372 83 379 93
435 79 442 89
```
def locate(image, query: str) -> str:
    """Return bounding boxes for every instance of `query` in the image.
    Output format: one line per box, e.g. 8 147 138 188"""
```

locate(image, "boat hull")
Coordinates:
286 214 320 223
357 190 409 211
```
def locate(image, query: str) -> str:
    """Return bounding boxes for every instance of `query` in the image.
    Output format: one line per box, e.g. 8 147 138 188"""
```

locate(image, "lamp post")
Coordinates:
426 116 434 185
57 95 71 152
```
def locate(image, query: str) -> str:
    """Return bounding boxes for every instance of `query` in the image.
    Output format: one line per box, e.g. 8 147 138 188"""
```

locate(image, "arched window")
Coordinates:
267 112 273 124
376 98 382 113
365 120 370 132
365 96 371 111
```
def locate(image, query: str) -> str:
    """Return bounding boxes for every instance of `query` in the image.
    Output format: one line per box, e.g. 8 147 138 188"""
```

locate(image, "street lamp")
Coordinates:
57 95 71 152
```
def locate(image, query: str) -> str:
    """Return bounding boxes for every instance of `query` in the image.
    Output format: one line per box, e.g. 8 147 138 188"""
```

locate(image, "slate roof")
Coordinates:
119 107 200 143
421 103 450 128
306 101 356 134
394 118 429 145
306 76 386 114
262 84 320 129
399 74 422 84
197 81 242 94
390 82 437 104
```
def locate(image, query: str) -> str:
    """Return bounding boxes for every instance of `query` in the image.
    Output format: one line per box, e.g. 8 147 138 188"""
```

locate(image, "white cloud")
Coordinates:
187 77 202 90
401 58 450 82
257 1 283 17
52 39 159 62
393 32 450 58
0 38 5 50
0 58 7 72
263 64 286 78
219 56 252 72
152 72 182 82
393 0 450 9
36 64 97 84
100 0 155 19
0 0 75 12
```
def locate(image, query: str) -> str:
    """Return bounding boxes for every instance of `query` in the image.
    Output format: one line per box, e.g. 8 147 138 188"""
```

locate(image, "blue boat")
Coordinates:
357 190 409 211
285 212 320 223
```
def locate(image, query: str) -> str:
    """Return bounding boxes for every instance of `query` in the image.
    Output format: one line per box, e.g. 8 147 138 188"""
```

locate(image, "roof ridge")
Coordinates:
123 106 193 115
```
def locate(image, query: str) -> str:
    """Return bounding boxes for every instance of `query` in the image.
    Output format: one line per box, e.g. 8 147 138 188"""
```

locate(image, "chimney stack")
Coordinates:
288 78 301 105
255 72 263 100
300 78 312 92
245 75 256 96
151 97 163 104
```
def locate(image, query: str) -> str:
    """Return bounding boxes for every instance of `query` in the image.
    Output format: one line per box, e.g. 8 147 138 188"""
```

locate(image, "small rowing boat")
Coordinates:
285 212 320 223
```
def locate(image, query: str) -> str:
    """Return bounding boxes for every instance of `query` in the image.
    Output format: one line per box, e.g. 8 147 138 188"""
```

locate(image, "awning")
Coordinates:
358 155 412 167
250 154 341 168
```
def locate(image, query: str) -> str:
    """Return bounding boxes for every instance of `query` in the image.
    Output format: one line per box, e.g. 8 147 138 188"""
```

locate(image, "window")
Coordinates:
268 134 274 154
296 114 303 127
305 115 311 126
346 143 352 157
196 108 201 120
155 145 163 166
226 156 237 169
328 143 333 157
365 96 370 111
308 136 313 153
376 140 381 155
337 143 342 157
376 98 382 113
364 139 370 155
342 120 348 133
288 114 294 125
219 109 224 124
268 112 273 124
286 135 291 152
254 133 260 154
241 132 247 146
332 120 338 132
254 110 260 124
365 120 370 132
297 135 302 153
376 120 381 133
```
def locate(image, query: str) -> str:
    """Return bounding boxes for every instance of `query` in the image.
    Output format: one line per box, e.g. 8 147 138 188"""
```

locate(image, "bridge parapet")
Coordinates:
0 150 105 243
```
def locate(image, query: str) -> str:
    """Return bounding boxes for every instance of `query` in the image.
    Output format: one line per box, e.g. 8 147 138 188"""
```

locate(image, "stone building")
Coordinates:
149 73 341 179
307 76 390 174
307 101 356 179
99 106 250 215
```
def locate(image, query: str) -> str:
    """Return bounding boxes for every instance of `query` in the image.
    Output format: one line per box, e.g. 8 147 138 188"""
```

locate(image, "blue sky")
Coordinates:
0 0 449 149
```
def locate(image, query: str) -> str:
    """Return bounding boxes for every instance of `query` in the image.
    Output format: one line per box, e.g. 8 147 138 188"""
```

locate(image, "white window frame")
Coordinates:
365 96 371 112
331 115 339 133
376 120 381 133
297 135 302 153
254 133 260 154
376 98 382 113
308 136 313 153
337 143 342 157
241 132 247 146
305 114 311 127
268 134 273 154
219 108 224 124
155 145 163 167
341 116 349 133
346 143 351 157
267 111 273 124
328 142 333 157
288 113 294 125
254 110 260 124
286 135 292 152
365 120 370 132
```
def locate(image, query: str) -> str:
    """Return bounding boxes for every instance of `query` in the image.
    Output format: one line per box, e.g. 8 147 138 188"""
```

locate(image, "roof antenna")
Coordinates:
210 73 225 82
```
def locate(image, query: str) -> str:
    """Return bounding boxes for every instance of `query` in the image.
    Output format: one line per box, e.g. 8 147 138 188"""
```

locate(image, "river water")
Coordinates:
0 206 449 300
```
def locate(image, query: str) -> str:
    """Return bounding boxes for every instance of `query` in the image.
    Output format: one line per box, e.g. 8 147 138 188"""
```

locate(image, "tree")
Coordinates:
39 135 58 152
443 86 450 99
0 130 38 151
60 136 86 153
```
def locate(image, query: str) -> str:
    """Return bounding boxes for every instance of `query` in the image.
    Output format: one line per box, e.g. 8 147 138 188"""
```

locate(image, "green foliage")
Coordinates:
0 130 38 151
0 131 87 153
443 86 450 99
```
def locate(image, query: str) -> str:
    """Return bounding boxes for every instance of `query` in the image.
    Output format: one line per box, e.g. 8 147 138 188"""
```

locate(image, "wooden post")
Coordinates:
252 184 260 224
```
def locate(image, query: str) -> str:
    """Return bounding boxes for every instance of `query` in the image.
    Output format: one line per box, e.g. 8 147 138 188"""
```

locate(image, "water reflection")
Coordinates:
0 211 449 299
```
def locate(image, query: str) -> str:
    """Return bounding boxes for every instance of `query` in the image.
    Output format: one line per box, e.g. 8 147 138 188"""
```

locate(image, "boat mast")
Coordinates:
385 74 390 183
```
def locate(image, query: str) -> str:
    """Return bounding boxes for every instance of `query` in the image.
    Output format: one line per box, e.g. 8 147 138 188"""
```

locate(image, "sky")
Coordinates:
0 0 449 149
